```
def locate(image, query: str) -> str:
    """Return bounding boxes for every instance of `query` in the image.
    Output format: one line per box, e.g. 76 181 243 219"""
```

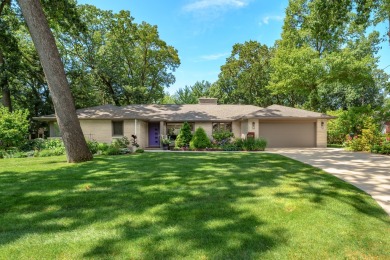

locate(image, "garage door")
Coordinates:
259 122 316 148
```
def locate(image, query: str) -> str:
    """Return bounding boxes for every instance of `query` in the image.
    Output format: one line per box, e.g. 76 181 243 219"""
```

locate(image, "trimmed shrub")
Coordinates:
190 127 211 149
176 122 193 148
135 149 145 153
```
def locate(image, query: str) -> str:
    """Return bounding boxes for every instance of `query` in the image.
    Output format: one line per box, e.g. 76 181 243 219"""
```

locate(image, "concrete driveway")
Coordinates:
268 148 390 215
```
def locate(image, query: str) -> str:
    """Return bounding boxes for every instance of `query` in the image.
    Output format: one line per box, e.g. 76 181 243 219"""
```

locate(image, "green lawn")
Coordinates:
0 153 389 259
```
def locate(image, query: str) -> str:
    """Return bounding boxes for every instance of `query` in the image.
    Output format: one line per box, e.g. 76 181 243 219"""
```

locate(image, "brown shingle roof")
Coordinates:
245 105 335 119
33 104 335 121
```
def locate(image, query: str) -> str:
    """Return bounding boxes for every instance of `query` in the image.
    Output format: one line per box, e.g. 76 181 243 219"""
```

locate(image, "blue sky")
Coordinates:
78 0 390 95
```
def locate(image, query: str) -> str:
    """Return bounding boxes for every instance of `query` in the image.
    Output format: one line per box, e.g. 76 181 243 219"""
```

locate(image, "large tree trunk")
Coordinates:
17 0 92 163
0 50 12 112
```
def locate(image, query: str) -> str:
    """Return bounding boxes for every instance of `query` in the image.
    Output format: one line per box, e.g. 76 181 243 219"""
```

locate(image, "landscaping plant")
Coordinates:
0 108 29 150
190 127 211 149
175 122 193 148
212 129 234 146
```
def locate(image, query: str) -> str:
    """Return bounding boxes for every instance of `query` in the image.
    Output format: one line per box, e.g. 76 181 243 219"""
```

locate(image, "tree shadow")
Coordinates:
0 153 388 258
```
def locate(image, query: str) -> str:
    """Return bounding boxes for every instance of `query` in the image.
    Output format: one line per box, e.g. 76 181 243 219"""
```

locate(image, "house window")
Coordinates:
112 121 124 136
166 122 195 139
212 122 232 133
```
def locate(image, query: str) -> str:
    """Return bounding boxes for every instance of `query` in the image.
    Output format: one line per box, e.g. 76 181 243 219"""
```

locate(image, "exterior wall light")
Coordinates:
321 121 324 129
252 121 256 129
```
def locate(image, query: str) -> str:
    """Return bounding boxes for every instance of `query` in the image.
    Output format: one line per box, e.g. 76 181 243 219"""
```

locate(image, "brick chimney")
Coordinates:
198 97 218 105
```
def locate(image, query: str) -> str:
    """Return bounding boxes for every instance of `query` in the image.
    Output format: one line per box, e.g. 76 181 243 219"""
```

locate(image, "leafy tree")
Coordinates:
0 107 29 149
160 92 176 104
327 106 381 144
69 5 180 106
174 86 198 104
18 0 92 162
268 0 388 111
210 41 273 106
174 80 211 104
1 0 84 113
190 127 211 149
175 122 192 148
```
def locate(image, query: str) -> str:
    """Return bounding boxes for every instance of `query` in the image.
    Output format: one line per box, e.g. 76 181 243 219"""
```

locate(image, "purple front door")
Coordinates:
148 123 160 147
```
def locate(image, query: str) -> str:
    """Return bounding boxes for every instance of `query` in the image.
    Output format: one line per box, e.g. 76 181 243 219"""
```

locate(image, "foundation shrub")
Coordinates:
190 127 211 149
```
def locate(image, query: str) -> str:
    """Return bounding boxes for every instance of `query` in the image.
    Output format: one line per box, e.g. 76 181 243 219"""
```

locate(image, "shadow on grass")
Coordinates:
0 152 388 258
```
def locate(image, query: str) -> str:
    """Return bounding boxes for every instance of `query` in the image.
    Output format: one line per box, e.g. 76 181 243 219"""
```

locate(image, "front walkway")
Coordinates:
268 148 390 215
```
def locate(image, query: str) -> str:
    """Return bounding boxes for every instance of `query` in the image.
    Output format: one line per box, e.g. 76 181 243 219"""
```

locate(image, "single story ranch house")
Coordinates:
34 98 335 148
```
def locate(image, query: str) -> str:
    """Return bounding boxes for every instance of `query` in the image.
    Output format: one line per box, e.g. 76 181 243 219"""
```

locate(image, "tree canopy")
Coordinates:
266 0 388 112
210 41 273 106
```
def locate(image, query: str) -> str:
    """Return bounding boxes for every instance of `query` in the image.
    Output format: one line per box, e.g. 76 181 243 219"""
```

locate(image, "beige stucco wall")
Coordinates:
232 121 241 139
79 120 112 143
64 119 148 148
137 120 148 148
247 119 259 138
241 119 248 138
316 119 327 147
195 122 213 139
123 120 135 139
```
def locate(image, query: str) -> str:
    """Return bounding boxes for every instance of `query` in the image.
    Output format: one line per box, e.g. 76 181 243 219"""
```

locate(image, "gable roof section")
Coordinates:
35 104 262 121
34 104 335 121
245 105 335 119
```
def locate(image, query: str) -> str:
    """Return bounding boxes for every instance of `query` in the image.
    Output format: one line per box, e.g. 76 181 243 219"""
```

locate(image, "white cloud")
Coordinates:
183 0 249 12
259 15 283 26
199 52 229 61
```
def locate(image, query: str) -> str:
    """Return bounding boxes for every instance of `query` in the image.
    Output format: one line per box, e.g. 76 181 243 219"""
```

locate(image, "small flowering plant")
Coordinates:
131 134 140 148
161 135 171 145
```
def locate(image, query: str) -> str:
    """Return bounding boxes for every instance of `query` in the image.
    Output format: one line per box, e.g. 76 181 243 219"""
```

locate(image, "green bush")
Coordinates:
212 129 234 146
104 145 121 155
44 138 64 149
98 143 109 152
327 106 381 145
87 140 100 154
20 138 46 151
190 127 211 149
135 149 145 153
176 122 193 148
0 108 29 149
253 138 267 151
112 136 130 148
21 138 64 152
344 126 382 152
231 138 267 151
222 143 240 151
38 147 66 157
0 149 24 159
371 136 390 154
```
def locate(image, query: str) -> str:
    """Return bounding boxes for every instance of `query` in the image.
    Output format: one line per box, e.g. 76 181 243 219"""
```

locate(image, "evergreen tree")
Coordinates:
175 122 192 148
190 127 211 149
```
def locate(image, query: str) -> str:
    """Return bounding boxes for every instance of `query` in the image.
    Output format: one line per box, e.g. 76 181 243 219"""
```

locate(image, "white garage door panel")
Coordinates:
259 122 316 148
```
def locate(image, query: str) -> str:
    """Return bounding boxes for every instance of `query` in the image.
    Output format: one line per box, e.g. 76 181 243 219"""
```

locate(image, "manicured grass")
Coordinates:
0 153 389 259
